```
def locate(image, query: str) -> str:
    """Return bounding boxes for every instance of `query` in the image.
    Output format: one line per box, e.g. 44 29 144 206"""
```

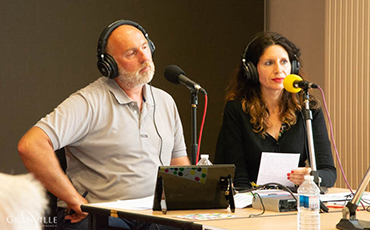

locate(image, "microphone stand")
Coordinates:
302 88 320 184
302 88 328 213
190 90 198 165
336 166 370 230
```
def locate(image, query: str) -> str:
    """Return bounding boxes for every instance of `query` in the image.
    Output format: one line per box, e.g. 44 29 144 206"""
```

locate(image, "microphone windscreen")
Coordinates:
164 65 185 85
283 74 303 93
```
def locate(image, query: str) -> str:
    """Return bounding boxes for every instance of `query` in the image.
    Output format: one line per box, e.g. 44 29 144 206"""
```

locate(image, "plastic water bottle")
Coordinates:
196 154 213 165
297 175 320 230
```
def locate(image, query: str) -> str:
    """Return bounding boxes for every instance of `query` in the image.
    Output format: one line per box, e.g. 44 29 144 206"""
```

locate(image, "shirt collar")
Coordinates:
106 79 154 106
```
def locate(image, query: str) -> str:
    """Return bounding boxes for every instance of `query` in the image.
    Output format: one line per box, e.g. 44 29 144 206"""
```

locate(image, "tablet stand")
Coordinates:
220 175 236 213
158 176 167 214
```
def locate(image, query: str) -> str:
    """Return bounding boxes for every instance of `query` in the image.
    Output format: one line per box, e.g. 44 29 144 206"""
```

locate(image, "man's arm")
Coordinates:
18 126 88 223
170 155 190 165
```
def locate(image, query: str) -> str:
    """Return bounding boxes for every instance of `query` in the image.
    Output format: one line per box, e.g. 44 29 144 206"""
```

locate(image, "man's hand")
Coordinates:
64 196 89 223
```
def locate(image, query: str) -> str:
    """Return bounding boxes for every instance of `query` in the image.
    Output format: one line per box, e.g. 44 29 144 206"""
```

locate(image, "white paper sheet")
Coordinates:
91 195 154 210
320 192 370 203
256 152 300 187
234 193 254 208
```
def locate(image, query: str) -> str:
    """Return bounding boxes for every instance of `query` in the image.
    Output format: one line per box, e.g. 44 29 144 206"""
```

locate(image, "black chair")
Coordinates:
44 148 126 230
44 148 66 230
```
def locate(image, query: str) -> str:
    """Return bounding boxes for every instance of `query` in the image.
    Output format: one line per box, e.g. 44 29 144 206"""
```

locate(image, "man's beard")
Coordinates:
116 61 155 89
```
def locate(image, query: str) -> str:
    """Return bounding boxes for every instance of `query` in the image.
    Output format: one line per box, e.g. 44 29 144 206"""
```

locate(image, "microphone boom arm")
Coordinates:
336 166 370 230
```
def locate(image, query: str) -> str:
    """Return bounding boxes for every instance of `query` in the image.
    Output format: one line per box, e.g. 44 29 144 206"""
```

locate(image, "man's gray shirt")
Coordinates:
36 77 187 206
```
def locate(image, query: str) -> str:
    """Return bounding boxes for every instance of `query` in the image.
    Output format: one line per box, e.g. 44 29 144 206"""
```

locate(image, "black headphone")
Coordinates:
241 43 300 84
97 20 156 79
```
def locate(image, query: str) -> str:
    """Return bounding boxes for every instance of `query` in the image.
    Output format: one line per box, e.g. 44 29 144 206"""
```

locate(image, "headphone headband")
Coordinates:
97 19 155 78
241 37 255 65
97 20 154 56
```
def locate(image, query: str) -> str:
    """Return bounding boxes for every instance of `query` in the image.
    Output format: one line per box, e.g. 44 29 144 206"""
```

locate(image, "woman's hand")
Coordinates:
287 167 311 186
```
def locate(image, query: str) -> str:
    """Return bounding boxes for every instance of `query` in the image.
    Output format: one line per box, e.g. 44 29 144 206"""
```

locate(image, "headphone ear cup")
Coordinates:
291 59 300 75
97 54 119 79
243 61 259 84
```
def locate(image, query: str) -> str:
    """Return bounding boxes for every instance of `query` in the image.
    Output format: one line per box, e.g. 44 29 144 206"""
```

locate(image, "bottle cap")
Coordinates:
200 154 209 159
304 175 314 180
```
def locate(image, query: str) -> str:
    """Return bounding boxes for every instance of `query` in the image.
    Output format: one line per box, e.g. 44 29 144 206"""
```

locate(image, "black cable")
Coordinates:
149 82 163 166
249 192 265 217
256 182 298 202
361 198 370 206
234 182 297 218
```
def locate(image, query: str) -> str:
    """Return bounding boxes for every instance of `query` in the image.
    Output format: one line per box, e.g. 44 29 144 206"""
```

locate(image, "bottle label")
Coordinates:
299 195 319 209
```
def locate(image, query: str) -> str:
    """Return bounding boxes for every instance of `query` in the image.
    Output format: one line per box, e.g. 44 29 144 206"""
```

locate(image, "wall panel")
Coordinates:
325 0 370 191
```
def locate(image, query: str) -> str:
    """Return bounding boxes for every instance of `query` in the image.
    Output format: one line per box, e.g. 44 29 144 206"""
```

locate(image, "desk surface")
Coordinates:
82 188 370 230
199 210 370 230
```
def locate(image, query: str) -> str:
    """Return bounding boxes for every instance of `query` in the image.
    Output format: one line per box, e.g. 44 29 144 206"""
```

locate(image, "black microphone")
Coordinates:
295 81 318 89
283 74 318 93
164 65 207 94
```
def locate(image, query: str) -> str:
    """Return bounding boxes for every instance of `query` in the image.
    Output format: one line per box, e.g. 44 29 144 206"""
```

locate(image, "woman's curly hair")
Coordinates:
226 32 319 137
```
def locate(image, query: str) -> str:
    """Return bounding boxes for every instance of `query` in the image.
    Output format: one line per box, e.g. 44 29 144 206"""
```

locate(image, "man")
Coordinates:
18 20 190 229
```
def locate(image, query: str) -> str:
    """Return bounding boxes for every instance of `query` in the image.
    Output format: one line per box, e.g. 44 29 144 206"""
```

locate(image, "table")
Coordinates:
81 188 370 230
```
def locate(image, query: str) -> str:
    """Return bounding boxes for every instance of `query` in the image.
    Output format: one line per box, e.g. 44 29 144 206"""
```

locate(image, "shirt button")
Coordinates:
140 134 148 138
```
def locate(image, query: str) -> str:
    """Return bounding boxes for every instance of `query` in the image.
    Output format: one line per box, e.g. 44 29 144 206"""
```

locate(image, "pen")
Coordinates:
68 191 88 215
81 191 88 198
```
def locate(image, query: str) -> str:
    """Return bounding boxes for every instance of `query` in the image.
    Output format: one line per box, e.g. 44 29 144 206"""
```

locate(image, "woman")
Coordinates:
215 32 336 189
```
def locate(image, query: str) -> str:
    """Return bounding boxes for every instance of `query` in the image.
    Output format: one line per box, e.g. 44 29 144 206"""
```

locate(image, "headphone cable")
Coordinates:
149 82 164 166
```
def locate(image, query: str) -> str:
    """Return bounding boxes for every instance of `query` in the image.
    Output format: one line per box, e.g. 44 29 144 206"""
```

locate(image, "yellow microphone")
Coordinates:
283 74 318 93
